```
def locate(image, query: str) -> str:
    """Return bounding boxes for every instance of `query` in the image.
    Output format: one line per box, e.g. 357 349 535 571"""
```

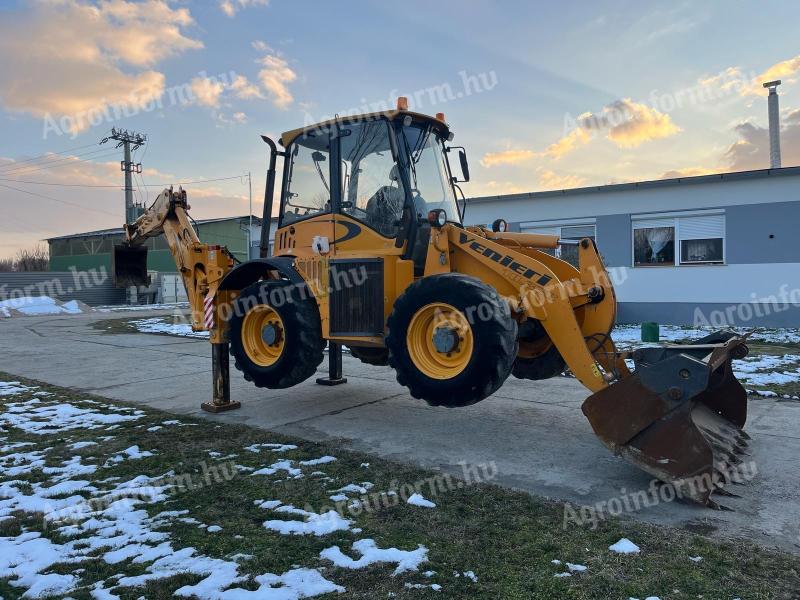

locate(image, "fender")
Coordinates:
218 257 304 290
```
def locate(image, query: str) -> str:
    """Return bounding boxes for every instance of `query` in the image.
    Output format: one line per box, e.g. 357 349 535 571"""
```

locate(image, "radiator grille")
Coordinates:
329 259 384 336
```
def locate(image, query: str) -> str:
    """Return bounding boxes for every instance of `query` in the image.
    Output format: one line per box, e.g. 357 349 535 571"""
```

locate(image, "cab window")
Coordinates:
340 120 404 237
282 132 331 225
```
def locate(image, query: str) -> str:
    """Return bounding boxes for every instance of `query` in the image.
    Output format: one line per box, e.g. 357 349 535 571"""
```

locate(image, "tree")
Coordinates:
14 244 50 272
0 258 14 272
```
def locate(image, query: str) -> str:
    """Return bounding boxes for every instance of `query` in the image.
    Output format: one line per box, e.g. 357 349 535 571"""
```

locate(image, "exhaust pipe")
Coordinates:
763 80 782 169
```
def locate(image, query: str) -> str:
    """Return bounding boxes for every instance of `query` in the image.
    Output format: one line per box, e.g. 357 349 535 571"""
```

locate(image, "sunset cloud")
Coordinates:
536 168 586 191
480 149 538 168
0 1 202 133
723 115 800 171
543 127 592 159
659 166 718 179
257 54 298 109
578 98 681 148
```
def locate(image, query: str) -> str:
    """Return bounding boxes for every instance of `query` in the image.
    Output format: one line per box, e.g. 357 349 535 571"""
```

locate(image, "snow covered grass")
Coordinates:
1 372 797 599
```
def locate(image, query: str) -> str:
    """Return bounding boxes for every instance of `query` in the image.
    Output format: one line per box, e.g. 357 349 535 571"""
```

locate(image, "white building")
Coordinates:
465 167 800 327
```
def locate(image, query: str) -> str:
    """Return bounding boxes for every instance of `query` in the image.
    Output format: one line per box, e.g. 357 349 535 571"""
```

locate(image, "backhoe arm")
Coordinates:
113 188 235 342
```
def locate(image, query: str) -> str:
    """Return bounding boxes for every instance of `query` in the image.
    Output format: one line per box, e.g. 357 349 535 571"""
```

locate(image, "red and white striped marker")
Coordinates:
203 292 215 330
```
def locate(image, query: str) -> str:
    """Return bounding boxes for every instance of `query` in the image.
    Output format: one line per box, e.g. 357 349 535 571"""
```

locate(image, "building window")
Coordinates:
633 223 675 266
632 213 724 267
678 214 724 264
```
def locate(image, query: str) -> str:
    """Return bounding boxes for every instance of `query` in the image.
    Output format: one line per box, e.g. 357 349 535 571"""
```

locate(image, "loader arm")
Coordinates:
437 224 627 392
113 188 235 342
428 223 749 506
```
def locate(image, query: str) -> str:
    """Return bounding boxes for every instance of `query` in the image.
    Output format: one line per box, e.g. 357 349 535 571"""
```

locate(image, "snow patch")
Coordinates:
320 539 429 575
406 493 436 508
609 538 640 554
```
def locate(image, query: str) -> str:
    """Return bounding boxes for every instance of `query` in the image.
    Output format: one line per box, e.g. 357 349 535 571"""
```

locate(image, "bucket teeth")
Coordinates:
713 488 741 498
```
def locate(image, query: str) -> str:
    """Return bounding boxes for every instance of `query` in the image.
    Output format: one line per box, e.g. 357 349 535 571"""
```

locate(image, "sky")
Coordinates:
1 0 799 259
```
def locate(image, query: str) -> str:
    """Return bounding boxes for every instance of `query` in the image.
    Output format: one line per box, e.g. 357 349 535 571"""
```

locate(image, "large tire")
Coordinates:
349 346 390 366
230 280 325 389
386 274 517 407
512 344 566 380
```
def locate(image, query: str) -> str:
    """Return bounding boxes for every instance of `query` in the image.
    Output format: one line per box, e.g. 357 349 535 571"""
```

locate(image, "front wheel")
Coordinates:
229 280 325 389
386 274 517 407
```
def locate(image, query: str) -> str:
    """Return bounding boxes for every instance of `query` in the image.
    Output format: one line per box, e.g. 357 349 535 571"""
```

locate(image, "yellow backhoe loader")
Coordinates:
115 99 750 508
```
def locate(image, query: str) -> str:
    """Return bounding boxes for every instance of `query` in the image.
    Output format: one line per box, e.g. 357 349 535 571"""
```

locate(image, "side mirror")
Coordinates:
458 149 470 182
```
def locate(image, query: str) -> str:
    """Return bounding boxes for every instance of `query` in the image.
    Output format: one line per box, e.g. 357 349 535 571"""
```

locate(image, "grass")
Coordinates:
1 373 799 599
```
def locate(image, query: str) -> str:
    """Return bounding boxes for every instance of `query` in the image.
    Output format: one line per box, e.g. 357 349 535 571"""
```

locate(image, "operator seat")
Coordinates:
364 165 405 237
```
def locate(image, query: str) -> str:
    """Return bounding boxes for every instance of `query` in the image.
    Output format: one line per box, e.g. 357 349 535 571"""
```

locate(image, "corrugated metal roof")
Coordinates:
467 165 800 205
46 215 264 241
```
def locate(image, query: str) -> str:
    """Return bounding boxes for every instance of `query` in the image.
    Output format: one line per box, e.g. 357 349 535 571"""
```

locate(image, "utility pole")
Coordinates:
101 128 147 223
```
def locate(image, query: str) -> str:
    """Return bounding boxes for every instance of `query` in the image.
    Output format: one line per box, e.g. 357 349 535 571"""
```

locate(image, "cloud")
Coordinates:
0 1 202 133
190 77 225 108
257 54 297 109
543 127 592 159
536 168 585 191
659 167 718 179
480 150 538 168
723 114 800 171
230 75 264 100
702 56 800 97
743 55 800 96
220 0 269 17
578 98 681 148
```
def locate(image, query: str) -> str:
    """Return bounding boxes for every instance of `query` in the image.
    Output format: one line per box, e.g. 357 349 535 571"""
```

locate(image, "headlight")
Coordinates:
492 218 508 233
428 209 447 228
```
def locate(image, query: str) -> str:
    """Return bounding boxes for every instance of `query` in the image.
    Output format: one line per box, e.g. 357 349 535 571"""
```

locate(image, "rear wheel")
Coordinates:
349 346 390 366
512 318 566 380
387 274 517 407
230 280 325 388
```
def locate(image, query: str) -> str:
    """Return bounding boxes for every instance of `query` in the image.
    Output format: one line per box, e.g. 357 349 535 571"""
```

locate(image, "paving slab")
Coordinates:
1 310 799 554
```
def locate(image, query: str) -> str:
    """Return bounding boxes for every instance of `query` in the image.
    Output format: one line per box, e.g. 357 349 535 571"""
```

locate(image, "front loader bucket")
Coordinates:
112 244 150 288
582 332 750 508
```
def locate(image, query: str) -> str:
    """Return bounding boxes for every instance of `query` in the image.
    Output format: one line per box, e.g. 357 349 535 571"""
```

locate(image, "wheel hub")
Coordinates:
432 327 459 354
261 322 282 346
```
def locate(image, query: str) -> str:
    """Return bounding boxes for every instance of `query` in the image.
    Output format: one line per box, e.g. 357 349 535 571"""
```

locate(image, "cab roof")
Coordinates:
279 110 451 147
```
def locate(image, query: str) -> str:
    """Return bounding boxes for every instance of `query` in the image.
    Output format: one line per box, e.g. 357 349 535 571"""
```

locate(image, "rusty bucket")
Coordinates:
582 332 750 508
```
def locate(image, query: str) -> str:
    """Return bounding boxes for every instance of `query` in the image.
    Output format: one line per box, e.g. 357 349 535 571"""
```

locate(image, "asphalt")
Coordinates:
2 309 799 554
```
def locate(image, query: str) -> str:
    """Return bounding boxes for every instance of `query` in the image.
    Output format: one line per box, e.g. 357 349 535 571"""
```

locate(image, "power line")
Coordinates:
0 141 104 170
0 146 111 173
0 182 120 218
0 174 249 188
0 148 120 176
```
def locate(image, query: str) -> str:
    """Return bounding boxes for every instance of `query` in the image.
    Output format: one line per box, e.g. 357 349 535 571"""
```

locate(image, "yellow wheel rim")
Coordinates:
241 305 286 367
406 302 474 379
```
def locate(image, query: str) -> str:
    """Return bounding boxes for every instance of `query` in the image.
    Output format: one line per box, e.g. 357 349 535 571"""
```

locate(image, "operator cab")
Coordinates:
274 99 468 270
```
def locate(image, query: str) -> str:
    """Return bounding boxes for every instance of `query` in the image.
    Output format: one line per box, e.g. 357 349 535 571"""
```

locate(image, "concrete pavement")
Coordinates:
2 310 799 554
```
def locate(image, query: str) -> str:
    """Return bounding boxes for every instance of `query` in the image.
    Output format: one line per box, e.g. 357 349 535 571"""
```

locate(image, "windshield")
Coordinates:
399 123 461 223
280 131 331 225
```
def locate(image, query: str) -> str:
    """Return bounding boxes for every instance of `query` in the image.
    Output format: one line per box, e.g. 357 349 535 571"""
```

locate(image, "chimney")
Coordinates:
762 80 782 169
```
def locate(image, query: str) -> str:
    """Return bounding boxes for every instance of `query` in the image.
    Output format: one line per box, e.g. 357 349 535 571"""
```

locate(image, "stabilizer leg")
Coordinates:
317 342 348 386
202 342 241 412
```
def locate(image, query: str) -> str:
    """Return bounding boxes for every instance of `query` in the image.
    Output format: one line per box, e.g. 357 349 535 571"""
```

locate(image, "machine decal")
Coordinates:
332 220 363 244
458 232 552 286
